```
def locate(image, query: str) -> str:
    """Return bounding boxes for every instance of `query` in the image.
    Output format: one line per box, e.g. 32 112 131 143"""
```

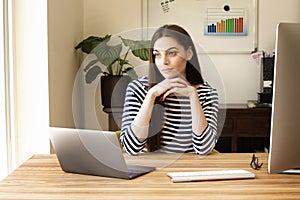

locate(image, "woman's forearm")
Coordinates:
189 88 208 136
131 90 157 142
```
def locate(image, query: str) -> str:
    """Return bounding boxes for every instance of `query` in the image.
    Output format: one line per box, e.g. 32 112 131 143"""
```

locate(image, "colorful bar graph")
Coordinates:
205 8 247 36
208 17 243 33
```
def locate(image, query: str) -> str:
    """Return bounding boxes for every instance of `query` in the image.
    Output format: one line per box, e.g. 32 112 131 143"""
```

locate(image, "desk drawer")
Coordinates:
218 118 233 136
236 117 270 136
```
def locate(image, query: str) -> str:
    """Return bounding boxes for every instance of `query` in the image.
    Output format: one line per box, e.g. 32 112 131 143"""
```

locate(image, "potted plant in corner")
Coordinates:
75 34 150 108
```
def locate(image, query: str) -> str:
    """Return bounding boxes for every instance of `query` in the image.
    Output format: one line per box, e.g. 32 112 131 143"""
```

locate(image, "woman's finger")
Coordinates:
169 77 190 87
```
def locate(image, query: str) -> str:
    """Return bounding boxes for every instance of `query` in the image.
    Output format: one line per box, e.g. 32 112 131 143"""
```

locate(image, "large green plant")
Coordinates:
75 34 150 84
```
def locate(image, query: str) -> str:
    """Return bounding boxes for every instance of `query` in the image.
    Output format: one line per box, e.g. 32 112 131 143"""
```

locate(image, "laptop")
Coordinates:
49 127 155 179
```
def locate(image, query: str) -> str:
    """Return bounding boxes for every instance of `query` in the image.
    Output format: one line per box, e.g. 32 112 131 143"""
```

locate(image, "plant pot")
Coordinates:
100 75 131 108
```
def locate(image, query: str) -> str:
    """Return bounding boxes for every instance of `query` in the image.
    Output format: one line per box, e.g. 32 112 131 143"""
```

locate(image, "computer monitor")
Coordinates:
268 22 300 174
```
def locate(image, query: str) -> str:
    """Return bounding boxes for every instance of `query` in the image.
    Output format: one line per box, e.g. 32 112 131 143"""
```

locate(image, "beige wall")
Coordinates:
84 0 142 36
83 0 143 130
48 0 300 130
48 0 83 128
258 0 300 52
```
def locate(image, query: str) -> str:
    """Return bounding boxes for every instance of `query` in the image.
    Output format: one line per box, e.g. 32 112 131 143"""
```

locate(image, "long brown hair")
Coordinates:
147 24 205 152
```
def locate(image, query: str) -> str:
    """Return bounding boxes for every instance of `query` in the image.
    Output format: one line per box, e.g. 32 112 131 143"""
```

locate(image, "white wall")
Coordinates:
0 0 7 180
207 54 260 103
48 0 300 130
12 0 49 166
81 0 300 105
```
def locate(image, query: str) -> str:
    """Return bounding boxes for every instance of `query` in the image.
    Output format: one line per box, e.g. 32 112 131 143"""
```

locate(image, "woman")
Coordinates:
120 24 219 155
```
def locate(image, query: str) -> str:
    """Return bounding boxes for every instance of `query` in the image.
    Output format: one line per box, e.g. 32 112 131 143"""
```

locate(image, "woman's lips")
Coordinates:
162 68 172 73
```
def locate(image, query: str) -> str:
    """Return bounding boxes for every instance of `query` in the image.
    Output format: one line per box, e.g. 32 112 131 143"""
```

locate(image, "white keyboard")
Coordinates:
167 169 255 183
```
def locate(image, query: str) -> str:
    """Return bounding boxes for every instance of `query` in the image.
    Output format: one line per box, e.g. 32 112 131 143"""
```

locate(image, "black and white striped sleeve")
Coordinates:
192 85 219 155
120 78 148 155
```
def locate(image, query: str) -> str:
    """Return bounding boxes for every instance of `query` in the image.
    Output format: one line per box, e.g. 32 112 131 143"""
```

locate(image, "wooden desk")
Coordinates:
1 153 299 199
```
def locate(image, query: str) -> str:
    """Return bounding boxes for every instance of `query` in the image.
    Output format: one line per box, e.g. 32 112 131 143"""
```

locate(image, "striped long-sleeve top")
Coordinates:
120 76 219 155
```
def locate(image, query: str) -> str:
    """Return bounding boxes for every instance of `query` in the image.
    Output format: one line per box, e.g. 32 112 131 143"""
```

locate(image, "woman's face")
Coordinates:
153 36 192 79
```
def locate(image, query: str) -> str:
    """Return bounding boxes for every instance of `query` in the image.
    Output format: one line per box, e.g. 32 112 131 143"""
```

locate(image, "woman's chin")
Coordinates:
162 72 180 79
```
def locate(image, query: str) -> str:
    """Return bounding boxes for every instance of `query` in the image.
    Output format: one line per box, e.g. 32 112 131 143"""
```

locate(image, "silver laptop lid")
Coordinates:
49 127 131 179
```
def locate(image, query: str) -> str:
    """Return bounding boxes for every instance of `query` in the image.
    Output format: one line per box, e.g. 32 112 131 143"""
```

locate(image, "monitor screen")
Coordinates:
268 22 300 174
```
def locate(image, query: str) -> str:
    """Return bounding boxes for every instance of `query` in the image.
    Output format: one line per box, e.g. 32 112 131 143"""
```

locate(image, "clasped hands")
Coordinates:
149 77 197 101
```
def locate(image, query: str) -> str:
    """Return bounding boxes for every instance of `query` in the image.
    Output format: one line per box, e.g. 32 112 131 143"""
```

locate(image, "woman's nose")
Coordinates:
163 54 169 65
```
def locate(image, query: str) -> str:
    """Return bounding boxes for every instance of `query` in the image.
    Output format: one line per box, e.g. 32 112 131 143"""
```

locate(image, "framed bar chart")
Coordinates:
143 0 257 53
205 8 247 36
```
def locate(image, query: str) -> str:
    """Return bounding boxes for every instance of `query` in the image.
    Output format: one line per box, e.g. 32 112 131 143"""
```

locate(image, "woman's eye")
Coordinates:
168 51 177 57
153 52 161 58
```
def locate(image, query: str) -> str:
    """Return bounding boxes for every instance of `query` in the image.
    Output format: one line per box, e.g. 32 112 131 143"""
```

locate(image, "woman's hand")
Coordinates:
162 77 197 100
149 77 197 101
148 79 173 99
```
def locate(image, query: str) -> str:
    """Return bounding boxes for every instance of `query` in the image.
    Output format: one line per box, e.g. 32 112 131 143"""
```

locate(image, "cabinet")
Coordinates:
104 104 272 153
103 107 123 131
216 104 271 153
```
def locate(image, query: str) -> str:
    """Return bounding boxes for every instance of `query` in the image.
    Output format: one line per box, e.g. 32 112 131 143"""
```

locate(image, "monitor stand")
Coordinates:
280 168 300 174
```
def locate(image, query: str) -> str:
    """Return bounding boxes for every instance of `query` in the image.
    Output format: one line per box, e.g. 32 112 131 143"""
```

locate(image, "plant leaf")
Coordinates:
85 66 102 84
83 59 99 72
132 47 150 61
118 58 129 67
124 67 138 80
92 36 122 67
75 35 111 54
120 37 150 61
